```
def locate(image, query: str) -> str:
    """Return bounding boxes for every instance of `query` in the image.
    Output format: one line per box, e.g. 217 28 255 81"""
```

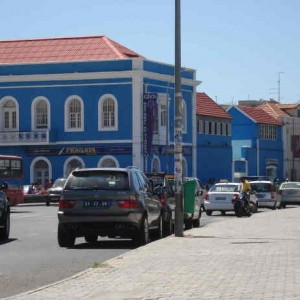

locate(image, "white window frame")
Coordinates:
0 96 19 131
32 96 50 131
63 156 85 177
151 155 161 172
64 95 84 132
98 94 118 131
97 155 119 167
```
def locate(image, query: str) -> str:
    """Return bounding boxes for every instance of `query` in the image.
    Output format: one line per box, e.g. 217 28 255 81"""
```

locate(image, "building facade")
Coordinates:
0 36 199 185
196 93 232 183
227 105 284 181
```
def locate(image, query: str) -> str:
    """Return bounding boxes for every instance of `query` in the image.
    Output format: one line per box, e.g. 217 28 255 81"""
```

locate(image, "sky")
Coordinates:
0 0 299 104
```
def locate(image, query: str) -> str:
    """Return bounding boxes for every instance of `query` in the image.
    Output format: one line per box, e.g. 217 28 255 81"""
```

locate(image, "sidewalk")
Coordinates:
4 207 300 300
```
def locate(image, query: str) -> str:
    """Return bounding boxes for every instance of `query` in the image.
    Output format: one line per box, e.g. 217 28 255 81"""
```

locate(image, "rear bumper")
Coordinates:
204 201 234 211
57 211 143 238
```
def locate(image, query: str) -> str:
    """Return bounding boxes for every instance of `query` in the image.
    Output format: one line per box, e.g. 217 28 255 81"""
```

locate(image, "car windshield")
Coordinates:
281 182 300 189
65 170 129 190
52 179 67 188
250 183 272 192
210 184 239 192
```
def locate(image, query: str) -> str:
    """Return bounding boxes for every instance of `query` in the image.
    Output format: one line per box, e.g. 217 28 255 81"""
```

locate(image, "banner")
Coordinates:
143 93 157 155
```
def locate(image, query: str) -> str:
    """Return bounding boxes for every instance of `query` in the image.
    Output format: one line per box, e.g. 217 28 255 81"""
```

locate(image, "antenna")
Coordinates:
278 71 284 103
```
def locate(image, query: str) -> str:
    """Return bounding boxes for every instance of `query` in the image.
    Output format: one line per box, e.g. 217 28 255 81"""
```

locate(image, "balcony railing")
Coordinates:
0 131 50 145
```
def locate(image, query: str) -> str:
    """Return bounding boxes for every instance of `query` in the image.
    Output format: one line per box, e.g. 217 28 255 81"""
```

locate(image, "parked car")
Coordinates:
0 189 10 241
23 183 46 203
45 178 67 206
145 172 175 236
57 167 162 247
250 180 280 209
278 181 300 208
204 182 258 216
164 176 203 230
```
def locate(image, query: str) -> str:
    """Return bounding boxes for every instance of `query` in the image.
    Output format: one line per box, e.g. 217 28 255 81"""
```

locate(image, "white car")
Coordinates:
250 180 280 209
204 182 258 216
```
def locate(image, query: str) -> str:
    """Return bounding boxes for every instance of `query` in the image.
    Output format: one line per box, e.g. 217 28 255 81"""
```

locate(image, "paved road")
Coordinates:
0 204 133 298
4 206 300 300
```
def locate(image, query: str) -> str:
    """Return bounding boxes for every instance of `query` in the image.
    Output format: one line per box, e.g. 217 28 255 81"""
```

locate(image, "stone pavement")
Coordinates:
4 207 300 300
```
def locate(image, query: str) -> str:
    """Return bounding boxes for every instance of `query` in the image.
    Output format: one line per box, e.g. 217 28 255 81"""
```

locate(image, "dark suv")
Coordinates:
0 186 10 241
57 167 162 247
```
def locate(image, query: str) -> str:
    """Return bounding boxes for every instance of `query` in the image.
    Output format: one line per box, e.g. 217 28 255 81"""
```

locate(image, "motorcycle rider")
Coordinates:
240 177 252 207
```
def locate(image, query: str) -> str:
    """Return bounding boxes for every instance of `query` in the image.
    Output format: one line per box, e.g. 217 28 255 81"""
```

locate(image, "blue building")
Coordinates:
196 93 232 183
227 105 283 181
0 35 199 185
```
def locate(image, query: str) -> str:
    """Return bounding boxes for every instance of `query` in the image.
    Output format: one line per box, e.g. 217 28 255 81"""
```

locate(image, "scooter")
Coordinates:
232 192 255 218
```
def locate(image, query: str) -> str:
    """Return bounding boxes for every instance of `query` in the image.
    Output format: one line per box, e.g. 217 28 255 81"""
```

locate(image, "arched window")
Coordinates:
65 96 84 131
98 156 119 168
1 97 18 131
98 95 118 131
30 157 52 187
64 157 85 177
151 156 160 172
32 97 49 130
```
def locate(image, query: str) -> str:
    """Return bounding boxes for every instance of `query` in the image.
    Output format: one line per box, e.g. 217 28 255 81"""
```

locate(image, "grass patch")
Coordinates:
92 262 110 269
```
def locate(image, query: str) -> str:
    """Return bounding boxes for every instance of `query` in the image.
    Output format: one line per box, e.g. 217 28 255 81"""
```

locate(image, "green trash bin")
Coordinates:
183 179 196 214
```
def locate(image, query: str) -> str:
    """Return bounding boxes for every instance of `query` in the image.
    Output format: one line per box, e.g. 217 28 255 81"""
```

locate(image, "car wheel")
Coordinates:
164 213 173 236
57 224 75 248
206 210 212 216
221 211 226 216
133 215 150 246
84 235 98 244
184 218 193 230
154 214 163 240
193 209 201 228
46 201 50 206
0 212 10 240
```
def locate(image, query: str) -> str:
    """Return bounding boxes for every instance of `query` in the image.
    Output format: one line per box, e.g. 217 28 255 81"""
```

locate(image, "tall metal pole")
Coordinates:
174 0 184 237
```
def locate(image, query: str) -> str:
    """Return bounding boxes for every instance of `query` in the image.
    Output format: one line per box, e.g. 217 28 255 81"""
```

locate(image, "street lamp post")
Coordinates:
174 0 184 237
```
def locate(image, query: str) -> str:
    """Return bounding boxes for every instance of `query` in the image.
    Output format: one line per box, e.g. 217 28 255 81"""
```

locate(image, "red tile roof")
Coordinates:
258 102 290 118
237 105 282 125
196 92 232 119
0 35 144 64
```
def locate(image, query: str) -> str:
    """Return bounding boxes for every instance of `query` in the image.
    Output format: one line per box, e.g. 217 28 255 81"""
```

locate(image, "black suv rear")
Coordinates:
57 167 162 247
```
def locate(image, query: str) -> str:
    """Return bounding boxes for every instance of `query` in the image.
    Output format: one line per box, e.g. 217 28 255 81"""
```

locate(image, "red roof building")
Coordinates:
0 35 144 64
196 92 232 119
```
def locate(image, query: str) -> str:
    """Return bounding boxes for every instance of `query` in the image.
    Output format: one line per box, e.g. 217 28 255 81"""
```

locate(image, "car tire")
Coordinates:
46 201 50 206
0 212 10 240
221 211 226 216
206 210 212 216
164 213 173 236
153 214 163 240
184 218 193 230
57 224 75 248
84 235 98 244
193 209 201 228
133 215 150 246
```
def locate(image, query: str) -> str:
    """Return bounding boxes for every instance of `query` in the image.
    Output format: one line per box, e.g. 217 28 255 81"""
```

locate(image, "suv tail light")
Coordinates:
117 195 138 209
278 190 283 196
204 193 209 200
271 191 275 199
59 199 75 209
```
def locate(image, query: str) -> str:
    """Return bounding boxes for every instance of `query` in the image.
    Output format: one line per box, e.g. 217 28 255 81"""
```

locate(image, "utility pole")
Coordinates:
174 0 184 237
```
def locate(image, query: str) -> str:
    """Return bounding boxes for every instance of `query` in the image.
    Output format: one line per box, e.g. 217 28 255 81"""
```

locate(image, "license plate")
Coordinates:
216 197 226 200
84 200 109 208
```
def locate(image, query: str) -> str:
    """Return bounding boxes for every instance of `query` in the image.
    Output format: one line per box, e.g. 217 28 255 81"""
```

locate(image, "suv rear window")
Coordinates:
65 170 129 190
